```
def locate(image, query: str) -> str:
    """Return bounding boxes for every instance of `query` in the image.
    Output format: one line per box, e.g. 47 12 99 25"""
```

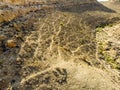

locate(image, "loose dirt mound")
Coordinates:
0 1 120 90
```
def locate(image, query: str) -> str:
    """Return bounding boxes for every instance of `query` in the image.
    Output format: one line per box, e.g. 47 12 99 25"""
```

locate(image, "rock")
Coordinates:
116 59 120 64
0 35 7 41
6 39 17 48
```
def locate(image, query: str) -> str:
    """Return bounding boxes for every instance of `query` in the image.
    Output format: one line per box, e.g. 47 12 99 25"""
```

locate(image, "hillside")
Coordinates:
0 0 96 5
0 0 120 90
101 1 120 13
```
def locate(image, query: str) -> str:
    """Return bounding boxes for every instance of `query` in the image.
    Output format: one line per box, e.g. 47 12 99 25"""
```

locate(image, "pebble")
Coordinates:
0 35 7 41
6 39 17 48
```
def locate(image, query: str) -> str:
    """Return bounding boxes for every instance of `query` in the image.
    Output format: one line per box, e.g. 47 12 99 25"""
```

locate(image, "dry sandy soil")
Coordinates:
0 1 120 90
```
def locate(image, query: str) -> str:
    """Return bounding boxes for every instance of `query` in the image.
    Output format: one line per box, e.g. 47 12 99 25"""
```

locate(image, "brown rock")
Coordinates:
6 40 17 48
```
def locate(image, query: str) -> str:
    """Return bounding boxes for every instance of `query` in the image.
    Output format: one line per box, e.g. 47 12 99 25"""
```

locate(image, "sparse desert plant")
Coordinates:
96 23 113 32
96 27 103 32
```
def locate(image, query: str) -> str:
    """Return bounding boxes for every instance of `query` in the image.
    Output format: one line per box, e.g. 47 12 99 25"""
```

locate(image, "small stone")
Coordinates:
6 40 17 48
116 59 120 64
0 35 7 41
16 59 22 65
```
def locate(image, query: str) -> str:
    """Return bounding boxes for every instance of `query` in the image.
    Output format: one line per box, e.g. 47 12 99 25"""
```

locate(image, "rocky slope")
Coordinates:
0 0 120 90
0 0 97 5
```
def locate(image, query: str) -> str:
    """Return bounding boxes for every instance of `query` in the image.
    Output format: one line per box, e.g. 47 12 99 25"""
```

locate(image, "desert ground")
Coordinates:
0 0 120 90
